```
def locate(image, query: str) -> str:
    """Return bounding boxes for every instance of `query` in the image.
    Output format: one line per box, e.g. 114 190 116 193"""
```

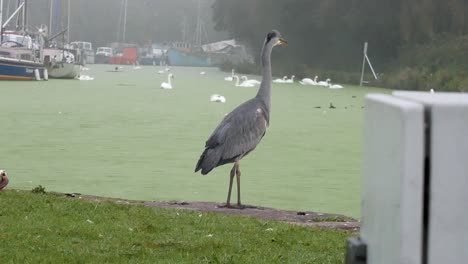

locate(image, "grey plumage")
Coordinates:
195 99 269 175
195 30 287 207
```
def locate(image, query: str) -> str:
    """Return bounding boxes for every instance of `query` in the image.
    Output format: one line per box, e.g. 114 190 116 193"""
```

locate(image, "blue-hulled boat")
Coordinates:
0 32 46 80
0 57 45 80
167 48 211 67
166 42 211 67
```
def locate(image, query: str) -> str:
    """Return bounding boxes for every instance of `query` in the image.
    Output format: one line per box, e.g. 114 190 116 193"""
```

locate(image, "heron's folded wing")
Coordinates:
220 108 268 161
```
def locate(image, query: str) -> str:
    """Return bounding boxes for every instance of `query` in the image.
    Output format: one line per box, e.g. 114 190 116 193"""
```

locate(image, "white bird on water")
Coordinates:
317 77 329 87
160 74 174 89
327 79 344 89
234 75 255 87
273 76 288 83
76 75 94 81
200 71 206 75
300 76 318 85
210 94 226 103
224 69 235 81
241 76 261 86
284 75 295 83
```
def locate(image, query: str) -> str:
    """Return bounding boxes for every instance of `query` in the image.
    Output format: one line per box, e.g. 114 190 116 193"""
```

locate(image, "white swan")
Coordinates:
224 69 235 81
273 76 288 83
430 88 435 93
234 75 255 87
76 75 94 81
299 78 315 85
327 79 344 89
241 76 261 86
165 67 171 72
210 94 226 103
300 76 319 85
284 75 295 83
317 77 329 87
157 70 165 74
160 74 174 89
200 71 206 75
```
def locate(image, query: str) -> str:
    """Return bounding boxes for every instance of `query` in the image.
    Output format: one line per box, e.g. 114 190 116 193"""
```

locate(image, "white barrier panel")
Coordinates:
349 92 468 264
394 92 468 264
361 94 424 264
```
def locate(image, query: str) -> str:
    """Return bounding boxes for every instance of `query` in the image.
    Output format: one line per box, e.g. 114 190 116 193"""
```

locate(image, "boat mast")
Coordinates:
48 0 52 36
195 0 201 47
0 0 3 42
122 0 127 42
23 0 26 31
66 0 70 43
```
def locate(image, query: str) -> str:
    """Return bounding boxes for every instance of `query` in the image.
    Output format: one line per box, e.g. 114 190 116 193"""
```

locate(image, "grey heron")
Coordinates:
195 30 287 208
0 170 9 190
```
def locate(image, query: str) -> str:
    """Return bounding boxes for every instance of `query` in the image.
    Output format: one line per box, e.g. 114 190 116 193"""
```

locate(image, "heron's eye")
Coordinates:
266 32 275 42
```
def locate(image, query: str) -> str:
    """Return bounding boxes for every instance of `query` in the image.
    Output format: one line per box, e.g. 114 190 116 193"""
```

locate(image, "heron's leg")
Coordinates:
225 164 236 207
235 162 242 207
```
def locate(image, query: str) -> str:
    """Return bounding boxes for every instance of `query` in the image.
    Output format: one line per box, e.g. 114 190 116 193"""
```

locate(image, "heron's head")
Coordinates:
265 30 287 47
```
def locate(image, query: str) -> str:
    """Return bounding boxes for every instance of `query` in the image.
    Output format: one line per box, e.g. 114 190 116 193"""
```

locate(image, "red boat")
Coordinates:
109 47 138 65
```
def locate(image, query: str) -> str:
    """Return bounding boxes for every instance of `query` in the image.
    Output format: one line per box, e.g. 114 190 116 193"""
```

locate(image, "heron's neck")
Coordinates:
256 44 273 111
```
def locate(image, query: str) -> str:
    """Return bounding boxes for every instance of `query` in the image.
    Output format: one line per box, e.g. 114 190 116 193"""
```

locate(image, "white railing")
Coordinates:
347 91 468 264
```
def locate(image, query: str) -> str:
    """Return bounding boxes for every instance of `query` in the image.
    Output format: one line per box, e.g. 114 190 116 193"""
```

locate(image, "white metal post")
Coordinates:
0 0 4 42
359 42 368 86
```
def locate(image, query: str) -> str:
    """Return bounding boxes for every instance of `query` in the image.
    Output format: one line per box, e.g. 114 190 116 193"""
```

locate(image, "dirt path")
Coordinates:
67 193 360 231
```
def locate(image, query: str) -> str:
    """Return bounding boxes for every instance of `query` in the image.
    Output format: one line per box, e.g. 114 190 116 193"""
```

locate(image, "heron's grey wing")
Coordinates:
218 106 268 162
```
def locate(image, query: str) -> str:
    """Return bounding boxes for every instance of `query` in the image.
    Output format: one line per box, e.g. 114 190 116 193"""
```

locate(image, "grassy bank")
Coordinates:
0 190 352 263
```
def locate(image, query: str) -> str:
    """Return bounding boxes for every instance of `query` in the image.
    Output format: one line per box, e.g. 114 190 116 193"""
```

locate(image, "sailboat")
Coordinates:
166 0 211 67
43 0 80 78
0 0 47 80
108 0 138 65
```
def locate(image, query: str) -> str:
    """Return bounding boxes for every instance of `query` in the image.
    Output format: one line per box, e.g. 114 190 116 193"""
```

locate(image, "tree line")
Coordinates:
212 0 468 90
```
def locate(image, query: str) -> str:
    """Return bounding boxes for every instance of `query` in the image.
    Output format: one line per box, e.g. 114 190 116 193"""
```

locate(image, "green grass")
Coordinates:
0 190 353 263
0 65 389 217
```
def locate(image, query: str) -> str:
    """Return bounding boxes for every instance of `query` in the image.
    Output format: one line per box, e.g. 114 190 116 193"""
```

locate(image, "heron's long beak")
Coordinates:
277 38 288 46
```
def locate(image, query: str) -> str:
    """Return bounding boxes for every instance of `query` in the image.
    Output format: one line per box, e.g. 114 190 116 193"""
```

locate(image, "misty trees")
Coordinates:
211 0 468 75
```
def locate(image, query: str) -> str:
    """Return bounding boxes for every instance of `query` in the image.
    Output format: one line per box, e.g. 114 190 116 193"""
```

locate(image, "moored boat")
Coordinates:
70 41 95 64
167 42 211 67
0 32 46 80
95 47 113 64
43 48 80 79
0 56 46 80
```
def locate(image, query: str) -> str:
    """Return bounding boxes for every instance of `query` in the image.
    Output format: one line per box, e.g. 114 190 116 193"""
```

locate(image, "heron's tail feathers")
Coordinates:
195 147 222 175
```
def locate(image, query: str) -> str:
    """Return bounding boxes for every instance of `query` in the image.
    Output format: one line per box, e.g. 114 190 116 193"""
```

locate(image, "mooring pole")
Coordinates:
360 42 368 86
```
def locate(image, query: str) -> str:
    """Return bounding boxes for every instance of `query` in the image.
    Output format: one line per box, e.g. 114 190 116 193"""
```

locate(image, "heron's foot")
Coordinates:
217 203 245 209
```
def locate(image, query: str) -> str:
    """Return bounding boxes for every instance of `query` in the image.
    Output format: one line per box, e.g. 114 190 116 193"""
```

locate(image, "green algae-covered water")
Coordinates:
0 65 389 217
